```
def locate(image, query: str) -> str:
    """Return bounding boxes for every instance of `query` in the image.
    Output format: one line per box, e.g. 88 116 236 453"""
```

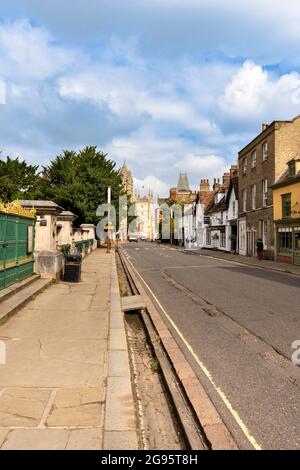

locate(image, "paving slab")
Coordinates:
121 295 146 312
105 376 136 431
0 249 138 450
108 350 131 377
103 431 138 450
0 429 9 447
66 429 103 450
0 388 51 427
109 329 127 351
1 429 69 450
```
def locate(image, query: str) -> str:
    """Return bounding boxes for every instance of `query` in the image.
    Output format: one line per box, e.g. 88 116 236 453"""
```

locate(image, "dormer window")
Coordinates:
288 161 296 178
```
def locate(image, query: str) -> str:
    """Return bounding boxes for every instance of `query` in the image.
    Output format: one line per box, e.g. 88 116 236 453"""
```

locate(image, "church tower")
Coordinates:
120 162 134 201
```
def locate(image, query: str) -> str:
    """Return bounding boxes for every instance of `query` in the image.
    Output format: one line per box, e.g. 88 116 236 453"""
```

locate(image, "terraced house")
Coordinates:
272 157 300 266
238 114 300 259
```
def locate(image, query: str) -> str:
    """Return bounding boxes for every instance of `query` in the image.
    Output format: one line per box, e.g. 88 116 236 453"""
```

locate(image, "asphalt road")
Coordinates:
122 242 300 450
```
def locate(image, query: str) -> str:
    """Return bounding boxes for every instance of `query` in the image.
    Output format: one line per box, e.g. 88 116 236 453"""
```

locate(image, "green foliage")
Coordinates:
0 147 124 225
40 146 123 225
164 197 186 209
0 155 40 203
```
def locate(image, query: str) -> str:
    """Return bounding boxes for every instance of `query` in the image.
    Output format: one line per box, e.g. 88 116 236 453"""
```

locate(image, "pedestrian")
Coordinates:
257 238 264 260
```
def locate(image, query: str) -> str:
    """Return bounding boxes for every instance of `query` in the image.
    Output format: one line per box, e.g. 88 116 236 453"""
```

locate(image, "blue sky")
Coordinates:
1 0 300 196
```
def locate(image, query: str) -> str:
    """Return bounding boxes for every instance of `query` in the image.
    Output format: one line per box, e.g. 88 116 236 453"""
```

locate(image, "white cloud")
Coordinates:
134 175 169 198
0 20 78 80
219 61 300 121
2 15 300 192
176 154 228 175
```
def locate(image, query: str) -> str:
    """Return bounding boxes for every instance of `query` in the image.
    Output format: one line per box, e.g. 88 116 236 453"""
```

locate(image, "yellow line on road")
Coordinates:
126 255 262 451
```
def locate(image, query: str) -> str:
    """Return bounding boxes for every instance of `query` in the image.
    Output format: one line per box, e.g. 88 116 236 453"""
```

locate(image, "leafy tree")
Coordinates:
158 197 186 244
0 155 40 203
41 146 124 225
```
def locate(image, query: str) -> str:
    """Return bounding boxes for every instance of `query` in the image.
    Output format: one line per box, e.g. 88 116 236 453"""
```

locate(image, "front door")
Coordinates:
294 228 300 265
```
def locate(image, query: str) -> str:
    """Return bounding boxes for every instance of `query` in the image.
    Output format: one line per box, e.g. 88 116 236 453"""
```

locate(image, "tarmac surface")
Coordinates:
123 242 300 450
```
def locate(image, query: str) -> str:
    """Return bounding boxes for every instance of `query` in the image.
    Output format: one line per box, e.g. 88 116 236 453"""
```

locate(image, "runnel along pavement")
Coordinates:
0 249 139 450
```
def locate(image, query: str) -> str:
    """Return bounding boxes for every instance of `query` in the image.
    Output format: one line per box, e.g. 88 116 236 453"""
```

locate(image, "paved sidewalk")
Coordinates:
186 248 300 275
0 249 138 450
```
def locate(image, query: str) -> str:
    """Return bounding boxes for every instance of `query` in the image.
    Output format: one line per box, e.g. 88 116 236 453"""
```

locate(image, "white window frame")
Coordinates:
232 200 236 218
251 185 256 210
262 179 268 207
243 189 247 212
262 142 268 161
262 220 268 250
220 231 226 248
251 150 257 168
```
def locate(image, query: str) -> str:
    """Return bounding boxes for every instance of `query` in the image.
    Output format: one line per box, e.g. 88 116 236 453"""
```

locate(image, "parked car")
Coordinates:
128 234 138 242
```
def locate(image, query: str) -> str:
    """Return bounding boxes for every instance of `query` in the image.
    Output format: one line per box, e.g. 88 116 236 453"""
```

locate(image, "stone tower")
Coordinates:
120 162 134 200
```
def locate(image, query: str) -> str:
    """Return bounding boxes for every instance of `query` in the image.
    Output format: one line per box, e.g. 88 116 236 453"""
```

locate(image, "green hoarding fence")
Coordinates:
0 211 35 290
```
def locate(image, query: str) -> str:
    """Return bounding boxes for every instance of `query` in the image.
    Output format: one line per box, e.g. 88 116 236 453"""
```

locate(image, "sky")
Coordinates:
1 0 300 197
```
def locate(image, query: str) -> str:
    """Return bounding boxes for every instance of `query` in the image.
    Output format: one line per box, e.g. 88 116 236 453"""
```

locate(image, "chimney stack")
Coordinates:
222 172 230 186
230 164 238 178
200 178 210 192
213 178 221 192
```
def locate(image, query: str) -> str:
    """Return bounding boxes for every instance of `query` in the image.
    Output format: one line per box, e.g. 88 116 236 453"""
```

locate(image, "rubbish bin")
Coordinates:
63 253 82 282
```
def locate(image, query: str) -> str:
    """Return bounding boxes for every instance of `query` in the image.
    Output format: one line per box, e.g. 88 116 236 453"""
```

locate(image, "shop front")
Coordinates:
276 222 300 265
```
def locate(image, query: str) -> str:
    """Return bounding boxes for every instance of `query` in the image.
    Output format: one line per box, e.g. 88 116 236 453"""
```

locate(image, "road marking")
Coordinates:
126 256 262 451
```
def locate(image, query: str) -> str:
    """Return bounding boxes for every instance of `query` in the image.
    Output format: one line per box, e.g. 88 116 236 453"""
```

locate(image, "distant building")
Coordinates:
119 162 134 241
190 179 215 248
169 172 196 202
204 174 231 251
133 192 154 241
238 115 300 259
272 157 300 266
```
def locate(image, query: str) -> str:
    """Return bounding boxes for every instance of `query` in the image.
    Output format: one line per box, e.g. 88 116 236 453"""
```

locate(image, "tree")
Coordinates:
40 146 124 225
0 155 40 203
158 197 186 244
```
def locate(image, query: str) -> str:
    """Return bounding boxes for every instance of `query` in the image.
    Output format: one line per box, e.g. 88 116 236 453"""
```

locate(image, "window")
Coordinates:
251 150 257 168
242 158 247 174
243 189 247 212
288 161 296 178
261 220 268 249
220 230 226 247
232 201 236 218
278 227 292 255
262 142 268 160
282 193 291 218
262 179 268 207
251 185 256 210
239 223 246 251
206 231 211 245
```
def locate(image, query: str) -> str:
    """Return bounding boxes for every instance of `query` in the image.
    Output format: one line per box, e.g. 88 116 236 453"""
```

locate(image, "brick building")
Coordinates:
169 172 196 202
238 114 300 259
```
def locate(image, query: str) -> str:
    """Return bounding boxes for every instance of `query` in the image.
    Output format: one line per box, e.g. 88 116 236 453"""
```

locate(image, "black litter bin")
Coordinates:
63 253 82 282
